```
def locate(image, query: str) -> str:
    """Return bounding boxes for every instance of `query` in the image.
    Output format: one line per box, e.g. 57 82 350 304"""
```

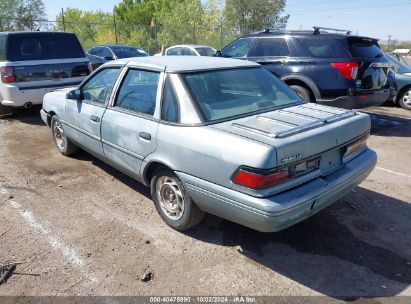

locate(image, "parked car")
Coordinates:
41 56 376 232
0 31 91 118
86 44 149 70
386 53 411 110
216 27 391 109
156 45 216 57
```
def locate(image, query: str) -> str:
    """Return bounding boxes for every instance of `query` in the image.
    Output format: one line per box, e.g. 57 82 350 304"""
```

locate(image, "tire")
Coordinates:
289 85 312 102
150 167 205 230
0 104 13 118
51 115 79 156
398 88 411 110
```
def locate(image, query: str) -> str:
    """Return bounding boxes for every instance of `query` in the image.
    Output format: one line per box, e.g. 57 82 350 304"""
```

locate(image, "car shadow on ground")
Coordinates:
3 106 45 126
186 187 411 299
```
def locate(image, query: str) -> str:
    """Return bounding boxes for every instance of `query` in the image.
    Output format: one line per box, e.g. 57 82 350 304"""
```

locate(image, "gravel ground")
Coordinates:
0 103 410 299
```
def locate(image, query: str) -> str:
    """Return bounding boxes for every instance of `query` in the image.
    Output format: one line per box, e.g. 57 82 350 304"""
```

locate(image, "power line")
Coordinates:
286 0 365 8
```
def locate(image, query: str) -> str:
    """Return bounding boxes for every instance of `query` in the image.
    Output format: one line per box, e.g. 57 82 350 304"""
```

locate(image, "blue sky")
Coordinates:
44 0 411 41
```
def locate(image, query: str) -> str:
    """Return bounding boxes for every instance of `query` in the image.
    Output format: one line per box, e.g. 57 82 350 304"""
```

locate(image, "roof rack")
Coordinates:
313 26 352 35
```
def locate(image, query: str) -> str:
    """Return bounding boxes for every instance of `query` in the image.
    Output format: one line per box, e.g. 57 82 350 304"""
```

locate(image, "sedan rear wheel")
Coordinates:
399 89 411 110
51 116 79 156
151 168 205 230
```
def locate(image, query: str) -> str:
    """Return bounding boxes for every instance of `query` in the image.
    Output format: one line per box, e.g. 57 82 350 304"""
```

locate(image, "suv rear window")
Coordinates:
7 33 85 61
349 38 382 58
296 38 344 58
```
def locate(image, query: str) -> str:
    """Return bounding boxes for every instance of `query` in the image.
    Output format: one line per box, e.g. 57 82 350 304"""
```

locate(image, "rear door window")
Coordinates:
297 38 344 58
115 69 160 116
167 47 182 56
349 39 382 58
251 38 290 57
8 33 84 61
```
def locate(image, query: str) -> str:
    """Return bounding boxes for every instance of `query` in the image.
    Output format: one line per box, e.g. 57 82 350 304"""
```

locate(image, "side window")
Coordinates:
115 69 160 116
183 48 196 56
252 38 290 57
297 38 343 58
161 78 179 123
167 47 182 56
222 38 255 58
82 68 121 104
0 36 6 60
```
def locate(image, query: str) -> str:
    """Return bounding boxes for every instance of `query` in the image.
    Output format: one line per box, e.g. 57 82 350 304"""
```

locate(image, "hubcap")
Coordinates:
53 121 65 150
156 176 184 220
402 90 411 107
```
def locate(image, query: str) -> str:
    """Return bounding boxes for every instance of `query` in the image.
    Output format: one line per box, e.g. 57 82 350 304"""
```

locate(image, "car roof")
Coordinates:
168 44 215 49
244 30 378 41
0 31 76 36
96 44 142 48
114 56 259 72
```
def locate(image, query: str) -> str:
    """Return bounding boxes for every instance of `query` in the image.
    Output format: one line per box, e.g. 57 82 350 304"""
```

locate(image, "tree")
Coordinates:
55 8 114 49
0 0 46 31
224 0 289 34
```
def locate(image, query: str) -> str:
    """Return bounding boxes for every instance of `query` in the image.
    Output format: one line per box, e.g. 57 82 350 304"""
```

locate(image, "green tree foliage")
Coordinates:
0 0 46 31
52 0 288 53
55 8 115 49
224 0 289 34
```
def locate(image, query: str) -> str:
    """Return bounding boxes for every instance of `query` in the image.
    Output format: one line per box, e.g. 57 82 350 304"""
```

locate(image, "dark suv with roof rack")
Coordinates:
216 27 391 108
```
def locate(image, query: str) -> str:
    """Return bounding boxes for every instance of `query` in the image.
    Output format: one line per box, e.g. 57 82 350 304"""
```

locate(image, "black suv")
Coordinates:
217 27 390 108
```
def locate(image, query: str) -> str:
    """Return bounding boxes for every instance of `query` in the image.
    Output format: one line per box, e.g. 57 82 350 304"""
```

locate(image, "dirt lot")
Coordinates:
0 103 410 299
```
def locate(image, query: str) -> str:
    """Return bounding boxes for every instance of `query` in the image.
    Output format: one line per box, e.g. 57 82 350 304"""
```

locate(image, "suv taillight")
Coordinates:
331 62 359 80
232 157 321 189
1 67 16 83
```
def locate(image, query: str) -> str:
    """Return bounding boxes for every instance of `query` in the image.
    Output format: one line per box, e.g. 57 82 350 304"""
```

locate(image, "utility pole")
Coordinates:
387 35 392 52
61 8 66 31
113 8 118 44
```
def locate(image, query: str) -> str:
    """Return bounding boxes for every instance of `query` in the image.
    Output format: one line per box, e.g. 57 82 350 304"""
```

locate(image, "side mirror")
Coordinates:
104 56 114 61
214 50 222 57
66 89 83 100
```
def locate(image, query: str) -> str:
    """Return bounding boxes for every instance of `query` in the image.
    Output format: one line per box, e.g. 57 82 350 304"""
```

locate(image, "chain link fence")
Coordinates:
0 17 242 54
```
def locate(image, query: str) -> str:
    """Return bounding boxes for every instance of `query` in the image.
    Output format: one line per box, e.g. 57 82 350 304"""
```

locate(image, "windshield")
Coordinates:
111 46 149 58
386 54 411 74
194 47 216 56
182 67 301 122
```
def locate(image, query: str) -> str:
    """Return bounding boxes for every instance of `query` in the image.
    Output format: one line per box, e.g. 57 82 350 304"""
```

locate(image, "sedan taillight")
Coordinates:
1 66 16 83
87 61 93 74
331 62 359 80
232 157 321 189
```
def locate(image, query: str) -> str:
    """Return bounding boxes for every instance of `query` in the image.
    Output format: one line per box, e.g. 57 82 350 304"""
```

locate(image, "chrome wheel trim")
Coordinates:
156 176 185 220
53 121 66 150
402 90 411 107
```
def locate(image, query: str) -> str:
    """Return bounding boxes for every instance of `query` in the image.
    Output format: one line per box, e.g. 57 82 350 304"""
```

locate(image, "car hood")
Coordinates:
211 103 371 166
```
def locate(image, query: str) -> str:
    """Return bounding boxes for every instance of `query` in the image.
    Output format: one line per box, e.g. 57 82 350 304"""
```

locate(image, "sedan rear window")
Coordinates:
7 33 85 61
182 68 300 122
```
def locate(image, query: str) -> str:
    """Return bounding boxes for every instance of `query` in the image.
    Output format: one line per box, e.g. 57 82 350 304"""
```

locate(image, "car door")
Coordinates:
101 68 163 180
64 67 122 156
248 37 293 77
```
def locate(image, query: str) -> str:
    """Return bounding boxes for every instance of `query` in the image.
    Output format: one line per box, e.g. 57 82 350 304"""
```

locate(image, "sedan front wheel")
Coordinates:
51 116 79 156
399 88 411 110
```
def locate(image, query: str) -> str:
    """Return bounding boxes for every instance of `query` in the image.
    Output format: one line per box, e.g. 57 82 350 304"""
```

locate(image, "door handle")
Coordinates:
139 132 151 141
90 115 100 122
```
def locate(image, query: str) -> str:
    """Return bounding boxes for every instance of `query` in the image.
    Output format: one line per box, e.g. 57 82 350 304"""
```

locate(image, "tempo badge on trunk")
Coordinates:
281 153 303 164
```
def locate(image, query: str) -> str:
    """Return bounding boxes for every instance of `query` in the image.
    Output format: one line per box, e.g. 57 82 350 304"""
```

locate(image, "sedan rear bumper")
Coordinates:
177 148 377 232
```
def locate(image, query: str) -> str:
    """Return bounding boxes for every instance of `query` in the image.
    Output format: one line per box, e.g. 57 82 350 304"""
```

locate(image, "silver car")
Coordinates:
41 56 377 232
